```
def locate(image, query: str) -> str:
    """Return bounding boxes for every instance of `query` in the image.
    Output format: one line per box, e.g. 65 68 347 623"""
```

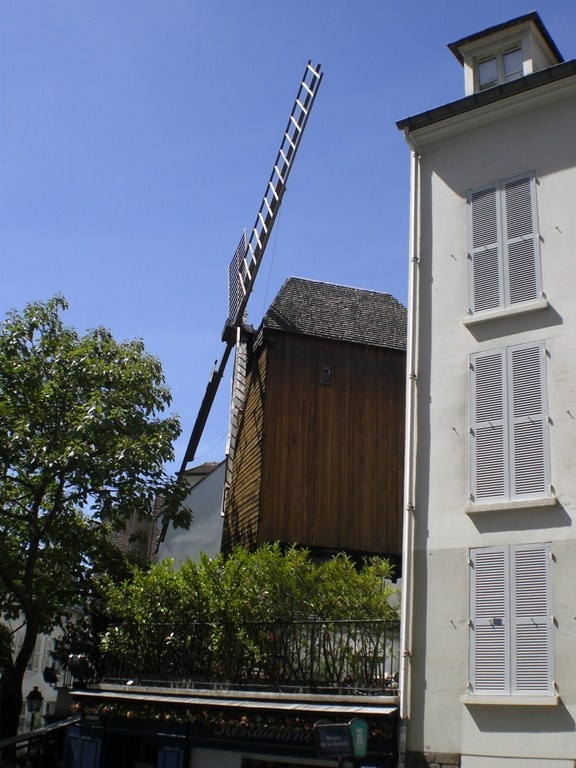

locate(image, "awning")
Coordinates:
73 688 398 717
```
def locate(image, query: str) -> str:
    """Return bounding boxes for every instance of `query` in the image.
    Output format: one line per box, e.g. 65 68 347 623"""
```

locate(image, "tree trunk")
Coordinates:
0 661 25 739
0 618 39 739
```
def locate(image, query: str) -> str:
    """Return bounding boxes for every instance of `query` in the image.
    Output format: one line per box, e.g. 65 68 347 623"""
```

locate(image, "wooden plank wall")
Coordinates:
258 332 405 557
221 347 267 553
223 330 405 559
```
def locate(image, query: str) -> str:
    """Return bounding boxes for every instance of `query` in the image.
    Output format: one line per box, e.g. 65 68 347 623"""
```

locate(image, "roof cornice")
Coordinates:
396 59 576 144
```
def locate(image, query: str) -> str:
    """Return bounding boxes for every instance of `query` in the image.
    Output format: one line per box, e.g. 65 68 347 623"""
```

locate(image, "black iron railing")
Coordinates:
0 716 80 768
99 619 400 695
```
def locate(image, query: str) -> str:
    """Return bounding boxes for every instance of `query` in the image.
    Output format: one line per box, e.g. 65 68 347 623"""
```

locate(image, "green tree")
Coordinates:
97 545 400 685
99 545 399 633
0 296 190 738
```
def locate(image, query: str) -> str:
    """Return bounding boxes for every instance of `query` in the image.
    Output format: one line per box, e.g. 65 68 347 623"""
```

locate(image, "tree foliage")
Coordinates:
86 546 399 693
96 544 399 661
0 296 190 737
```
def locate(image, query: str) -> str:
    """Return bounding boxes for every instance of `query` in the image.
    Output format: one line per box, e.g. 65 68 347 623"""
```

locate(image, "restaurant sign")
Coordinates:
314 718 368 759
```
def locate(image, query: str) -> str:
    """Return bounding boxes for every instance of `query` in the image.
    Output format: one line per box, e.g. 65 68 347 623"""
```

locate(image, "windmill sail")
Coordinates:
180 60 323 473
225 326 248 477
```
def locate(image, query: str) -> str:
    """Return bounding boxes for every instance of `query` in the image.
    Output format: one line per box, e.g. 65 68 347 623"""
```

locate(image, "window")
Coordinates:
26 636 44 671
469 543 553 695
477 47 523 90
320 364 333 384
470 341 550 504
467 173 541 314
477 57 498 91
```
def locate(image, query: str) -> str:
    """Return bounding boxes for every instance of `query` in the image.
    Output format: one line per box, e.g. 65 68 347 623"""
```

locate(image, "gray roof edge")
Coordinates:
396 58 576 133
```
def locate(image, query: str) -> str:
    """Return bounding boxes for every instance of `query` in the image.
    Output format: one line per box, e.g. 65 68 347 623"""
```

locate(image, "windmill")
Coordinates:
179 61 323 476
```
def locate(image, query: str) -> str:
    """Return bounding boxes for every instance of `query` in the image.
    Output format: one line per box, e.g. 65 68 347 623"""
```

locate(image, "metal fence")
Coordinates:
0 715 79 768
100 619 400 695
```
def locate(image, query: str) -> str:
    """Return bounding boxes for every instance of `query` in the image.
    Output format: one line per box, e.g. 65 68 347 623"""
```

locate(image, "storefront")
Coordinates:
65 688 398 768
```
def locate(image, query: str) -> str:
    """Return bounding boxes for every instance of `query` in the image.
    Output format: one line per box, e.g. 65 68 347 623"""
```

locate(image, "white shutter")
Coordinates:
509 343 549 498
469 173 541 314
471 342 550 504
470 546 509 692
504 175 540 306
469 185 502 312
27 636 43 671
471 350 507 501
471 543 553 696
511 544 553 693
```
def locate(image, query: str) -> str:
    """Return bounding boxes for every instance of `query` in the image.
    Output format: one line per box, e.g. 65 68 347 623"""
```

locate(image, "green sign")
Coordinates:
349 718 368 758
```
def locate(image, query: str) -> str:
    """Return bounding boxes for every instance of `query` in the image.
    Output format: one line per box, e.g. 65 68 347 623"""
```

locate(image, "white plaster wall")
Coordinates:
158 462 225 565
406 79 576 764
462 758 575 768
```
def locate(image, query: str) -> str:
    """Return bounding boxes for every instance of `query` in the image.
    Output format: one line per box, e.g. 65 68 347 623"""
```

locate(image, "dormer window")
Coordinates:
477 47 523 90
448 13 563 97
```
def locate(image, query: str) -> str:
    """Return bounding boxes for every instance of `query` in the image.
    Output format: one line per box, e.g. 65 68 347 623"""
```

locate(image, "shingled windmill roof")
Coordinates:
262 277 407 351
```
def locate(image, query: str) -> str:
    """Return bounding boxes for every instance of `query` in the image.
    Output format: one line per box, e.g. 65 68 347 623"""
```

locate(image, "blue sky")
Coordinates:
2 1 576 469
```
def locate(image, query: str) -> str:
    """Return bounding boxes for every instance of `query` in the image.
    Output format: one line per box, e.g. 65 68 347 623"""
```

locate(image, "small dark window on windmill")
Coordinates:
320 365 333 385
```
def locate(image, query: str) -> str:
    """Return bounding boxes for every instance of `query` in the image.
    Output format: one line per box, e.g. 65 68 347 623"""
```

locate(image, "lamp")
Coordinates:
26 686 43 731
67 653 94 681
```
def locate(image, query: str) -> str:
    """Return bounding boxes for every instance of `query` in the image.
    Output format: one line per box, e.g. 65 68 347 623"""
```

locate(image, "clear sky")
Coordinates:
2 1 576 470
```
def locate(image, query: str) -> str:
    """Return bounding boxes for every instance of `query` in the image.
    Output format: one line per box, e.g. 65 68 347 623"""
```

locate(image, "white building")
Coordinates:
8 622 73 732
397 12 576 768
157 461 225 565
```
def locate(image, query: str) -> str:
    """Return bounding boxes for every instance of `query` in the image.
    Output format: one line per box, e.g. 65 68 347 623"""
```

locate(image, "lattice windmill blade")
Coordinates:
179 61 323 473
224 321 249 490
227 61 323 330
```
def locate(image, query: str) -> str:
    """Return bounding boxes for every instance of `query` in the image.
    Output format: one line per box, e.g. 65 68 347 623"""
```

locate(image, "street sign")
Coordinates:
314 722 352 757
314 718 369 760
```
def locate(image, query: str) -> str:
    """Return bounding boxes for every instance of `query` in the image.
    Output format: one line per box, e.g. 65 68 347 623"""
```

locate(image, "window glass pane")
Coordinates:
478 57 498 90
503 48 523 81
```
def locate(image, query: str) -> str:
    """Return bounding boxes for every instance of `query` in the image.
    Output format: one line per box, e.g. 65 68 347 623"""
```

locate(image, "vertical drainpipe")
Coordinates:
398 146 420 768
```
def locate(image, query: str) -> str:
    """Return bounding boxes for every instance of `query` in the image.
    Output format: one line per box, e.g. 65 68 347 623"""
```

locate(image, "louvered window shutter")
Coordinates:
27 636 43 671
468 173 540 314
470 546 509 692
157 746 184 768
511 544 553 693
471 350 507 501
471 342 549 504
509 343 549 498
471 544 553 696
469 185 502 312
77 734 101 768
504 175 540 306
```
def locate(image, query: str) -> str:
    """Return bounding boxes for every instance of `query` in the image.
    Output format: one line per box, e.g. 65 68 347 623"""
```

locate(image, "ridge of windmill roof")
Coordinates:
262 277 407 351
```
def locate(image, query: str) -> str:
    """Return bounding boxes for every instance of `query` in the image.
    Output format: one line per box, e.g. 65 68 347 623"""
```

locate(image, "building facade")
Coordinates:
397 12 576 768
8 623 72 732
158 461 225 565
